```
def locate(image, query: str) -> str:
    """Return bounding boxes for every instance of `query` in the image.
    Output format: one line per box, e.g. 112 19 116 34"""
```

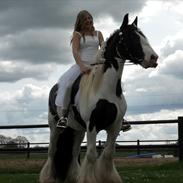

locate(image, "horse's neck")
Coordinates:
102 61 124 92
95 42 125 93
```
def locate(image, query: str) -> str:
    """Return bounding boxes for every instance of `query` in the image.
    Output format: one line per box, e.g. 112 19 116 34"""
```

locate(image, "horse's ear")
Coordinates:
120 13 129 31
132 16 138 26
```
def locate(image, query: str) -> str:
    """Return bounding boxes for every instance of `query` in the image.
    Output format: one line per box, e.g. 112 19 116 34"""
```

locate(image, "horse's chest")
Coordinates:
88 99 118 131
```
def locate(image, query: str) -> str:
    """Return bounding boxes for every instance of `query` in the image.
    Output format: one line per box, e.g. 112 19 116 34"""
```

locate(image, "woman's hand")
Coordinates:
79 64 91 74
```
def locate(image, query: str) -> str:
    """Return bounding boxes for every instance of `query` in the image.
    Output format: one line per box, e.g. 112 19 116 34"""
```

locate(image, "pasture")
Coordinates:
0 156 182 183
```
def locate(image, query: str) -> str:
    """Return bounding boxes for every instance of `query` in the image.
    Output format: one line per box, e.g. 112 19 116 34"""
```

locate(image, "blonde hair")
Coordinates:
71 10 95 43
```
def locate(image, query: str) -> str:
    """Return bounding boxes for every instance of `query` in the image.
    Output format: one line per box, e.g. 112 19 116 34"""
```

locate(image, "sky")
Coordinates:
0 0 183 144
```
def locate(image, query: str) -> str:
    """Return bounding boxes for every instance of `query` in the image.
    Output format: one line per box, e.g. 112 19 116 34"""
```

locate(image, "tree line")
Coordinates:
0 134 29 149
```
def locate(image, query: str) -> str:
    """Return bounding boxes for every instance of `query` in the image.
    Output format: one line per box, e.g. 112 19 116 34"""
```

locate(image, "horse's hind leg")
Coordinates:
64 130 85 183
40 113 60 183
40 112 85 183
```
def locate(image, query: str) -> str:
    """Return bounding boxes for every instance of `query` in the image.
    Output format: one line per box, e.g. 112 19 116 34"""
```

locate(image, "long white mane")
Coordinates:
79 41 107 102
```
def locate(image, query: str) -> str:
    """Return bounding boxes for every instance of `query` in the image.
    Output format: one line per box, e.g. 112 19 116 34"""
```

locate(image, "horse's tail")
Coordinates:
48 84 74 181
45 84 84 182
53 127 75 181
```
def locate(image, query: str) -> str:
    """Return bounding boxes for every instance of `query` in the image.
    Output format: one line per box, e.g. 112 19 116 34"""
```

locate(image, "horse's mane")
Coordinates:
79 64 104 103
79 30 120 103
104 30 120 57
106 30 119 47
96 30 119 63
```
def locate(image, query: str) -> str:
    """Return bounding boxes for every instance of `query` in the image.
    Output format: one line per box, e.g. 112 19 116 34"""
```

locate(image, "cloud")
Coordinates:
120 108 181 142
123 62 183 114
0 29 72 64
0 84 49 125
0 61 57 82
0 0 149 82
0 1 71 35
160 31 183 58
158 50 183 79
0 0 147 35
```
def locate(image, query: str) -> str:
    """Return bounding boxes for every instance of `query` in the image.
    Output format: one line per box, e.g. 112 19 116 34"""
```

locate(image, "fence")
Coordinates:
0 116 183 161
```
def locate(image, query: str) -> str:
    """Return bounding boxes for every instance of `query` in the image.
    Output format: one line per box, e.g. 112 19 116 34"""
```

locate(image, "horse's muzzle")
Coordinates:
153 62 158 68
151 54 158 68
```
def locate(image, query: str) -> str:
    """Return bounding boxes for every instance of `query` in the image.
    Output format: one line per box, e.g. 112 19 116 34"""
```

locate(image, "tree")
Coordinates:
13 136 29 148
0 134 29 149
0 135 12 148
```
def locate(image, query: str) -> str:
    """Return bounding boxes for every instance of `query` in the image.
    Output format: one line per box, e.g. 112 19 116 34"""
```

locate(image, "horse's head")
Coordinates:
117 13 158 68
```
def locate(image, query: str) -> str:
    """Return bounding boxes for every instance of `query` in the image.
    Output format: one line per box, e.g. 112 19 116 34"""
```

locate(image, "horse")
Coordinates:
40 13 158 183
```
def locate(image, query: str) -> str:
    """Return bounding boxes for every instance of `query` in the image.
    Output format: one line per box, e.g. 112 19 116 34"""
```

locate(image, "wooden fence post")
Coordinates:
178 117 183 161
27 142 30 159
137 139 140 155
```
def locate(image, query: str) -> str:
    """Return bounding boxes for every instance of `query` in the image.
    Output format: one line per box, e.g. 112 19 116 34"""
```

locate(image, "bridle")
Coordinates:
91 29 143 67
116 30 144 64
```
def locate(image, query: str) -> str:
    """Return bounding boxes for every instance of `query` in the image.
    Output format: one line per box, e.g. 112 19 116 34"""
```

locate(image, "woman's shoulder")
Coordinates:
73 31 82 37
95 30 102 35
94 30 99 35
94 30 103 37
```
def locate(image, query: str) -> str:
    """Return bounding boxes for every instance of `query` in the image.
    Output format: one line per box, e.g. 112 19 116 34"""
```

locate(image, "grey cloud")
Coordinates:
0 62 55 82
160 38 183 58
0 0 147 36
0 84 49 125
0 29 72 64
123 66 183 115
0 1 71 35
158 50 183 80
0 0 148 83
159 33 183 80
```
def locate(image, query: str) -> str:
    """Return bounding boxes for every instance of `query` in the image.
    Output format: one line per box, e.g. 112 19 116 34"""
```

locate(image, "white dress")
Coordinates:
55 31 100 107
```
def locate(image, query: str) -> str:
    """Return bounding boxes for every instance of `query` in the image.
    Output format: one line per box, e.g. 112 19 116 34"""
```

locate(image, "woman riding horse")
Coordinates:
40 13 158 183
55 10 131 131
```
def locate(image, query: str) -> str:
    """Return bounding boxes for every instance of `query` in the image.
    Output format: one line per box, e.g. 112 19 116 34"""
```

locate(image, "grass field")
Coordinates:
0 157 182 183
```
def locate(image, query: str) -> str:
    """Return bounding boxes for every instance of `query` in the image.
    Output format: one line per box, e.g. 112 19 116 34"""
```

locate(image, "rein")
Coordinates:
90 58 124 66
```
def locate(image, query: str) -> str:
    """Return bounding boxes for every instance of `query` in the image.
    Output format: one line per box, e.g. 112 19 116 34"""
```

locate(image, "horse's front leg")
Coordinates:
78 124 97 183
86 124 97 162
104 122 121 159
96 120 123 183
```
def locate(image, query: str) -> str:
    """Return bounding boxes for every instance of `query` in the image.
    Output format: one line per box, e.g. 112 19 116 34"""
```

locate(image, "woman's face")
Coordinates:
82 14 93 30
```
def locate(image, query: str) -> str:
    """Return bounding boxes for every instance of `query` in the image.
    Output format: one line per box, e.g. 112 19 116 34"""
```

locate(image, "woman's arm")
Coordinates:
98 31 104 47
72 32 82 66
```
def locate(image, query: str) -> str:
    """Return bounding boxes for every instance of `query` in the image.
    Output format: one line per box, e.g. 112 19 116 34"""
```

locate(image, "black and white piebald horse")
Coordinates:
40 14 158 183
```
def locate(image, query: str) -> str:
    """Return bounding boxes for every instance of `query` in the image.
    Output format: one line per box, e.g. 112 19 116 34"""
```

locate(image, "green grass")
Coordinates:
119 161 183 183
0 158 182 183
0 174 38 183
0 158 43 183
